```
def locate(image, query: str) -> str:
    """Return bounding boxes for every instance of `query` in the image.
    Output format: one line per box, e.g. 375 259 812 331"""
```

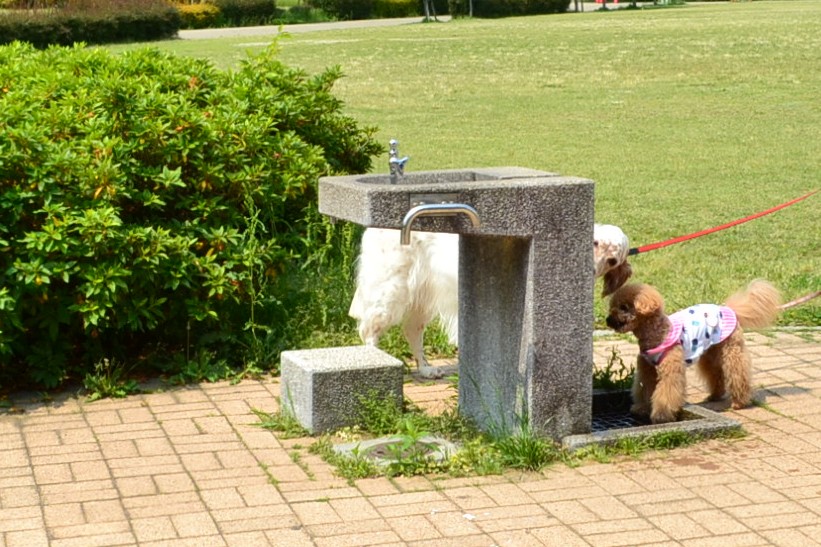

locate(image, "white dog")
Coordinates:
349 224 631 378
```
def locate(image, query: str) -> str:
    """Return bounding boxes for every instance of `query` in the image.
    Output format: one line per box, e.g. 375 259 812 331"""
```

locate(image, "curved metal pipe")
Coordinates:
400 203 481 245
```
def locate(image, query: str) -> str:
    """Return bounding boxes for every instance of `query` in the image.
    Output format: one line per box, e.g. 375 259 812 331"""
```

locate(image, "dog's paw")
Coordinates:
731 400 751 410
418 365 446 380
630 403 650 417
650 409 679 424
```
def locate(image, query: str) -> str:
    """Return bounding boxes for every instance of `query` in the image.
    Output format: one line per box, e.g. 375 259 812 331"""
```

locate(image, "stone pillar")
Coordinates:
458 182 594 441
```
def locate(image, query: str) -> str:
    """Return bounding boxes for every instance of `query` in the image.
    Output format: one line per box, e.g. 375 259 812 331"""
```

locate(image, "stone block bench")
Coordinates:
280 345 404 434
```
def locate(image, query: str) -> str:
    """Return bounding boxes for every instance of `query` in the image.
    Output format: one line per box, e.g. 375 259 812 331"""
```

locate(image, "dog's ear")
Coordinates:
601 261 633 297
634 286 662 316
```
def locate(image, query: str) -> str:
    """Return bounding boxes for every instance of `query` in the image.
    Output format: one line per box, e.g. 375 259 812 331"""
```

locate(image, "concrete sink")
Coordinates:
319 167 593 237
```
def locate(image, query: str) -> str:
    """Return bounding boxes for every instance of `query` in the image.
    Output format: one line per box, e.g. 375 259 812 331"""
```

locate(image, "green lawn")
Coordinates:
109 0 820 326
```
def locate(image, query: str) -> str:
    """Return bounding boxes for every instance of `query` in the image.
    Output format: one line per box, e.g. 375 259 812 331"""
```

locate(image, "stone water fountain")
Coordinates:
319 142 595 441
287 140 740 447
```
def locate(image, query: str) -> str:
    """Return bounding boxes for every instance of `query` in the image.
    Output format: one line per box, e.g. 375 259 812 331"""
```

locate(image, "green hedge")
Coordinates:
449 0 570 17
210 0 279 26
0 42 382 389
374 0 418 18
178 3 222 29
0 0 180 47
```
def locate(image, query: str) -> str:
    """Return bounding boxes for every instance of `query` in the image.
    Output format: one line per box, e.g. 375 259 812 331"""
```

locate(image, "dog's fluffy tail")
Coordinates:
725 279 781 330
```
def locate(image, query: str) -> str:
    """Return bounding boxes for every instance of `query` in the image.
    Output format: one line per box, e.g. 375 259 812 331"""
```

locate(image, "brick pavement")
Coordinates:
2 330 820 546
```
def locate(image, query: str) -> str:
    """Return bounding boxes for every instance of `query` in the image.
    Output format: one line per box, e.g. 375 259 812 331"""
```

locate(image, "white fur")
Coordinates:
349 224 629 378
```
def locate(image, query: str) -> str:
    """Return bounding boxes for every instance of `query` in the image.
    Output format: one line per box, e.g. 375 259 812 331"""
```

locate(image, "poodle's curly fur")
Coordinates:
606 280 781 424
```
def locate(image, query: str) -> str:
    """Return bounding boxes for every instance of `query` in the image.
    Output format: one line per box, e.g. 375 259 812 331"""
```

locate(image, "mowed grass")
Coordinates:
109 1 820 326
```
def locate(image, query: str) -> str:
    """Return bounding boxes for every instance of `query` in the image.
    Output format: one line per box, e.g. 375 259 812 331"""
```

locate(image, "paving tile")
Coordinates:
70 460 111 482
688 484 753 507
232 527 308 546
83 410 122 427
528 524 589 546
377 499 460 518
131 516 178 542
426 510 483 537
572 516 655 536
49 520 131 540
475 511 559 533
43 503 85 528
680 532 770 547
585 527 671 547
542 499 600 524
83 499 127 523
727 482 789 504
0 485 40 508
405 534 494 547
290 500 342 525
585 471 647 495
172 511 221 537
649 514 711 540
23 430 61 448
443 485 498 510
208 504 294 524
328 497 381 521
154 473 196 494
759 527 821 547
280 485 363 504
221 531 272 547
479 482 537 506
686 508 751 535
122 492 206 518
386 515 442 542
4 528 50 547
39 480 118 505
199 487 247 510
0 509 44 533
217 513 301 534
740 510 821 532
528 485 609 502
115 476 158 497
49 531 136 547
98 440 139 459
487 529 545 547
632 497 714 517
580 495 638 520
390 475 437 493
307 518 393 539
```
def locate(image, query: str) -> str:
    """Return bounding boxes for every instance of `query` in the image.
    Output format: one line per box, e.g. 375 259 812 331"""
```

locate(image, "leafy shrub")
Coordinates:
450 0 569 17
210 0 278 26
275 4 331 23
0 42 382 389
374 0 418 17
0 0 180 47
178 2 221 28
310 0 374 20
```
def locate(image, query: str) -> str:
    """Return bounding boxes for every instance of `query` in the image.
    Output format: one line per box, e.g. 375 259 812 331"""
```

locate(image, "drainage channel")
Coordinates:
563 390 742 451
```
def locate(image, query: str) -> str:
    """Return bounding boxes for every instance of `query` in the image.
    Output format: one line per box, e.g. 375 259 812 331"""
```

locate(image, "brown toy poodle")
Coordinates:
606 280 781 424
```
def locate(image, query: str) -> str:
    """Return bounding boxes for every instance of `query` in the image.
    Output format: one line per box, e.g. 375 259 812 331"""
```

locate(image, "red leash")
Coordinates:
628 189 818 256
780 290 821 310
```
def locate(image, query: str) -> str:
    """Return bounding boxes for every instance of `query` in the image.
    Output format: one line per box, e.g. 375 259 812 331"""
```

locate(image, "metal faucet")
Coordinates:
388 139 409 184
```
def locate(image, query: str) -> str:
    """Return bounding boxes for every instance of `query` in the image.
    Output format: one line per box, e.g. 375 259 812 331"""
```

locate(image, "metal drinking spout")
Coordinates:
389 138 408 184
400 203 481 245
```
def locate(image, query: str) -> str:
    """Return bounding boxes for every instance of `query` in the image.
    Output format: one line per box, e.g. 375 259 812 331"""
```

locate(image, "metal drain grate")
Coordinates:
591 411 649 432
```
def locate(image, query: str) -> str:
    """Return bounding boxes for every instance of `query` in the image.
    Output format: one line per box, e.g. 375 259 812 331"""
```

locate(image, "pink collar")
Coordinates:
642 317 682 361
